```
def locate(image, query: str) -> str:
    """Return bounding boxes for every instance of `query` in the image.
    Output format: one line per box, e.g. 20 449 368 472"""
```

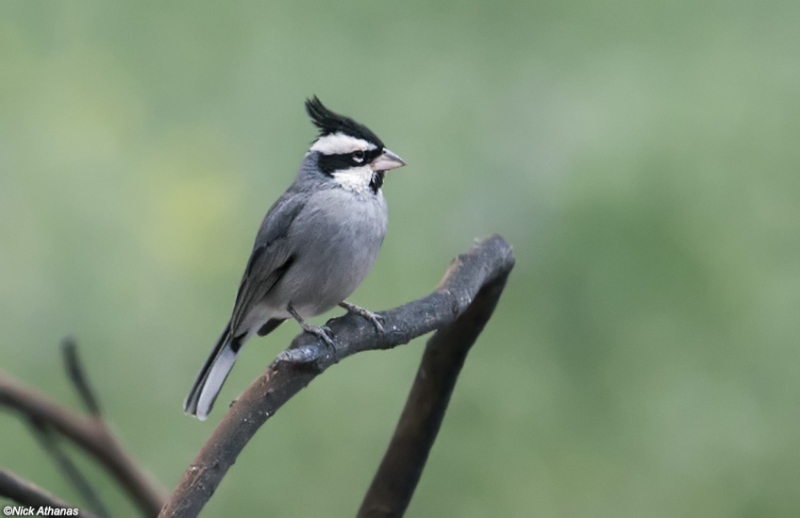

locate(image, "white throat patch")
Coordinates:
310 132 377 155
331 165 375 193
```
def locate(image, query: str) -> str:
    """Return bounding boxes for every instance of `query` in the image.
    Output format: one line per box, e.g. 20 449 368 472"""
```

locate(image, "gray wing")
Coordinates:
228 190 306 335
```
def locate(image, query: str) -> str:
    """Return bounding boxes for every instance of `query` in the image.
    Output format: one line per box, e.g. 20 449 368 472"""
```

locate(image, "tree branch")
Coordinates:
0 344 168 517
61 337 103 417
0 468 97 518
159 234 515 518
357 266 511 517
27 419 111 518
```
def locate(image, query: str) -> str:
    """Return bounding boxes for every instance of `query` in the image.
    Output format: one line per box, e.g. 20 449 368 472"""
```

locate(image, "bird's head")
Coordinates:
304 96 405 193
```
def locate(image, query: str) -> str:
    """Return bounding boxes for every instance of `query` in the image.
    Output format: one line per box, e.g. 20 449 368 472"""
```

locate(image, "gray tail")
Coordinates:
184 323 242 420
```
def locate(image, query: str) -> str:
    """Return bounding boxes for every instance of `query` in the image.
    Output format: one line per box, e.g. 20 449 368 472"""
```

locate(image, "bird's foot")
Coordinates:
339 301 385 333
287 304 338 361
300 322 336 348
301 323 339 363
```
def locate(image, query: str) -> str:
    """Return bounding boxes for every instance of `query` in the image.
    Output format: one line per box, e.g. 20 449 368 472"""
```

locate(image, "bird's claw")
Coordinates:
287 305 338 362
297 324 337 363
339 302 385 333
365 313 385 333
302 324 335 348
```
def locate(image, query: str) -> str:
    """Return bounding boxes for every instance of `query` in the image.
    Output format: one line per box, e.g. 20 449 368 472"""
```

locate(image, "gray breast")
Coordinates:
266 187 388 317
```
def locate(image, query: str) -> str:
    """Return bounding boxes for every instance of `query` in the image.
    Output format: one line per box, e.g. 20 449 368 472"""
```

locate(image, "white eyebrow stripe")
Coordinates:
310 132 377 155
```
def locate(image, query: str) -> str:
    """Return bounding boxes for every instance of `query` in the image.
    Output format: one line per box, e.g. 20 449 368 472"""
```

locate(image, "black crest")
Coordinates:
305 96 384 148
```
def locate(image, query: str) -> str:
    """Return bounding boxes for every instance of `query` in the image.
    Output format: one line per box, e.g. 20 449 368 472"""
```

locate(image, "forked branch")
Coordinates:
1 235 513 518
0 341 167 516
160 234 515 518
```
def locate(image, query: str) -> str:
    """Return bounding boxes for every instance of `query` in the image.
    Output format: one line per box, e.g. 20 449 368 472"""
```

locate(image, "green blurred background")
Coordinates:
2 1 799 516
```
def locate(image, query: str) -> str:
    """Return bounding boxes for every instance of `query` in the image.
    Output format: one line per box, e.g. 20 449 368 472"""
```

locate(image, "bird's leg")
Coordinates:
287 304 336 349
339 301 385 333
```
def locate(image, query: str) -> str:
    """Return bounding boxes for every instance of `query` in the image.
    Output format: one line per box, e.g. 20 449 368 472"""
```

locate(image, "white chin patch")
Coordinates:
310 132 377 155
332 165 374 192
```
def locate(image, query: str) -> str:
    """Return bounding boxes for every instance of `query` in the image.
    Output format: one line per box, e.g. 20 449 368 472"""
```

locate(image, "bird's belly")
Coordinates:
266 190 387 318
283 252 372 317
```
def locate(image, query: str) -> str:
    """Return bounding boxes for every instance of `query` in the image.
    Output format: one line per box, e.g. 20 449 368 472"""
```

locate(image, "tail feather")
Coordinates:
184 323 241 420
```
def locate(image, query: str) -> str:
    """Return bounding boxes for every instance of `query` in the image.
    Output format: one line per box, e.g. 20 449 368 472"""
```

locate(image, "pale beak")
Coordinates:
371 148 406 172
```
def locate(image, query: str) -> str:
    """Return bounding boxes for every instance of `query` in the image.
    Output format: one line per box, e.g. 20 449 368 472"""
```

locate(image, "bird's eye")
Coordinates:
352 150 365 163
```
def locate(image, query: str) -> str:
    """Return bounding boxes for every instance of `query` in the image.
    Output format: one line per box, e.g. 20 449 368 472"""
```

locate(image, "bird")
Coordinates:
183 96 406 420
